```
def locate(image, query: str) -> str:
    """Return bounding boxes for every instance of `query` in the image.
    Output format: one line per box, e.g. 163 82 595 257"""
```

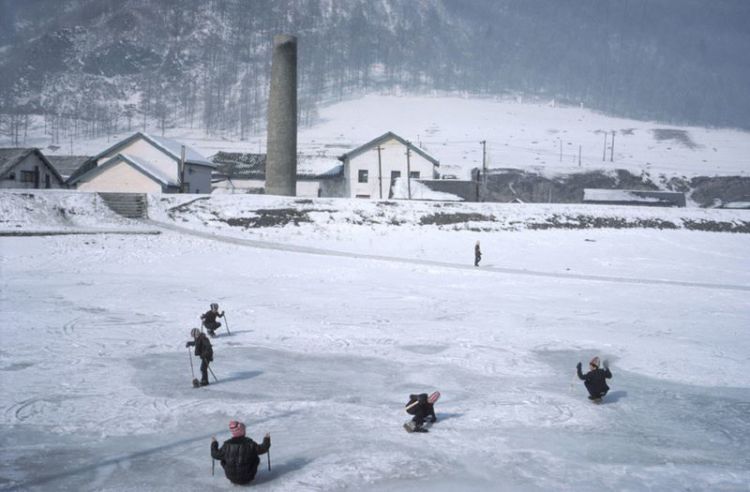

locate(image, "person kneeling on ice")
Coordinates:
201 303 225 337
211 420 271 486
186 328 213 386
404 392 439 433
576 356 612 402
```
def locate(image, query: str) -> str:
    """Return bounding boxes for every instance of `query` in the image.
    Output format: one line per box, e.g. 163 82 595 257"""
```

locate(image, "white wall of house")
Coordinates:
77 162 162 193
97 138 177 182
346 137 437 199
296 180 321 197
0 154 64 189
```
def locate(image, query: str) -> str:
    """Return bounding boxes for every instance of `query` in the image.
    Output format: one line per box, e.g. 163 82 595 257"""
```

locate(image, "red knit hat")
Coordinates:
229 420 246 437
590 356 600 368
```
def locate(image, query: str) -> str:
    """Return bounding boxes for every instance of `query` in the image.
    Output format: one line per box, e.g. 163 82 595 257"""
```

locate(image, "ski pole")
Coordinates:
212 458 215 476
267 449 271 471
223 313 231 335
208 365 219 383
188 347 196 379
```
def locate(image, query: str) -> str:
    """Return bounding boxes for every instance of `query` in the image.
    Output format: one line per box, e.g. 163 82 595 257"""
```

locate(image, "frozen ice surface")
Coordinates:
1 200 749 491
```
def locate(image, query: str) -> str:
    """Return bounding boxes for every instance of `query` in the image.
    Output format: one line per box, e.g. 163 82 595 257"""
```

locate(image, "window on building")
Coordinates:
45 174 51 188
6 172 15 180
409 171 420 179
390 171 401 183
358 170 369 183
355 194 370 199
20 171 35 183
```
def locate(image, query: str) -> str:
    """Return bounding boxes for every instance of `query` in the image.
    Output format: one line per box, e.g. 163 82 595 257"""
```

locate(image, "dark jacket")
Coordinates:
577 365 612 397
193 333 213 361
201 310 222 324
211 435 270 485
405 393 436 420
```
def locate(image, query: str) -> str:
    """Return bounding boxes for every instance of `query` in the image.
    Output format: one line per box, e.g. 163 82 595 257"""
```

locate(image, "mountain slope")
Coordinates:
1 0 749 144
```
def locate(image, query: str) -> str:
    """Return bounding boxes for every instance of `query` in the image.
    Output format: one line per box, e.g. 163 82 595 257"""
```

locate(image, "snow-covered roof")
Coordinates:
88 132 215 169
0 147 64 183
0 148 35 177
339 131 440 167
146 134 213 167
316 164 344 179
45 155 91 179
70 153 176 187
583 189 685 206
390 177 462 201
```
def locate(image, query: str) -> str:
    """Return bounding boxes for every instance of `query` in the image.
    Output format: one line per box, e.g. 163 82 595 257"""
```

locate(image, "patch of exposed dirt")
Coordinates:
420 212 495 225
223 208 312 228
484 169 657 203
652 128 699 149
682 219 750 233
527 215 679 231
689 177 750 207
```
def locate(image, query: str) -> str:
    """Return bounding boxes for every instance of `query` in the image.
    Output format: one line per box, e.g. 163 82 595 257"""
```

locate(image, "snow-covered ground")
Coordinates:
1 191 749 491
6 94 750 181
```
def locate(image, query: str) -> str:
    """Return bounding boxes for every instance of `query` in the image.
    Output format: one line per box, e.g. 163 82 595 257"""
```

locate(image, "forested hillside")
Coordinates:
1 0 748 146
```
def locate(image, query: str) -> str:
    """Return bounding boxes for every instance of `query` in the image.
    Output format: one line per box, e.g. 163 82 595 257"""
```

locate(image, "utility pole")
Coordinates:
405 143 412 200
578 145 582 168
610 130 615 162
480 140 487 202
559 138 563 162
180 145 186 193
602 132 607 161
376 145 383 199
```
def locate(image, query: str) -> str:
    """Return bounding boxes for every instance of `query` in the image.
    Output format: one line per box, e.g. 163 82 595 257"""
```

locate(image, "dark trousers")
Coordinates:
205 321 221 333
410 404 436 427
200 358 210 384
475 254 481 266
585 381 607 398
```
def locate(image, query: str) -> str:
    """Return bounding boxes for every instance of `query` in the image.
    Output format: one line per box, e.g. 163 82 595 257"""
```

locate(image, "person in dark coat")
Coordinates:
200 303 225 337
211 420 271 485
186 328 213 386
576 356 612 401
474 241 482 267
404 393 437 432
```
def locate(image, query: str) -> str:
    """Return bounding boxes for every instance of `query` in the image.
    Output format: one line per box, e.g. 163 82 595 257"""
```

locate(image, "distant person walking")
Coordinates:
474 241 482 267
211 420 271 485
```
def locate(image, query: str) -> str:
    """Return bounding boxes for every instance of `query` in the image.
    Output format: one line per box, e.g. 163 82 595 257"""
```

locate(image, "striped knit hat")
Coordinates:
229 420 246 437
590 356 600 368
190 328 201 338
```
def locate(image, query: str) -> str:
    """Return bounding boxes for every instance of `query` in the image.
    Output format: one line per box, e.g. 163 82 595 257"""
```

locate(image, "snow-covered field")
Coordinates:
1 191 749 491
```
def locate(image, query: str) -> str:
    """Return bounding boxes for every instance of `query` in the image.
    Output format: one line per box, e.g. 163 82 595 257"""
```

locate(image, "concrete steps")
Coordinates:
98 193 148 219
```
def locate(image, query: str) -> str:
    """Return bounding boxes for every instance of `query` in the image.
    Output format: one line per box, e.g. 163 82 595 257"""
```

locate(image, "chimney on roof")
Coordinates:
265 34 298 196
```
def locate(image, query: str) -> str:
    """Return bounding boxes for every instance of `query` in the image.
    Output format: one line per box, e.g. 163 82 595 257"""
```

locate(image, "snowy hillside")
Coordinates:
10 94 750 185
1 190 749 490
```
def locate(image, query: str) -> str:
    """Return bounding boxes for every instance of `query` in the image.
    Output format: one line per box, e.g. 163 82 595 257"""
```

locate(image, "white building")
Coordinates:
322 132 440 199
68 132 215 194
